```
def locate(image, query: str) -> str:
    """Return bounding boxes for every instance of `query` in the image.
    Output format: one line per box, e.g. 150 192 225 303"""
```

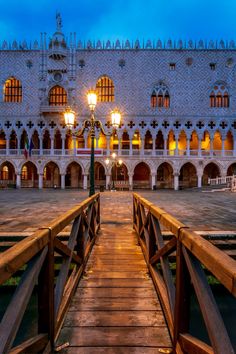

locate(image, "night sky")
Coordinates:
0 0 235 43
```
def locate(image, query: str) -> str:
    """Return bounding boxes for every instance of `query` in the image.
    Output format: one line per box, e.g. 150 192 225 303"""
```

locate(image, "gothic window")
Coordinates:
151 83 170 108
96 76 114 102
49 85 67 105
210 83 229 108
4 77 22 102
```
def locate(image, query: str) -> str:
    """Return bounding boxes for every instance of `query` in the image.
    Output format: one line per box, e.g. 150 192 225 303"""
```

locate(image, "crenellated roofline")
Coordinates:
1 37 236 51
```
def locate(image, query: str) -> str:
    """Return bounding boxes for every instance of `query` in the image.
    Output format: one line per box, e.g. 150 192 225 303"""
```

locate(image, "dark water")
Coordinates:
190 286 236 351
0 286 236 351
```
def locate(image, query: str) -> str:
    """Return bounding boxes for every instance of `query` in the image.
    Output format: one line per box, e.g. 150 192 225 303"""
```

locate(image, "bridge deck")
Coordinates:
57 195 172 353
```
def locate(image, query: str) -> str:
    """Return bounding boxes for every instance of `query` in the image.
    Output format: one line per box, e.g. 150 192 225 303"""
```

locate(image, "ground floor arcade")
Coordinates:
0 157 235 190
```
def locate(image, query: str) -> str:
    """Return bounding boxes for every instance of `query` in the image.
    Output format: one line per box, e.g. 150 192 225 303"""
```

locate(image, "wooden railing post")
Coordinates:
173 240 191 350
38 228 55 350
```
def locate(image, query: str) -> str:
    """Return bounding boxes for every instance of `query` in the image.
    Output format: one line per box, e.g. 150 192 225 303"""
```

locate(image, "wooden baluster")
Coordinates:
38 229 55 350
173 240 191 351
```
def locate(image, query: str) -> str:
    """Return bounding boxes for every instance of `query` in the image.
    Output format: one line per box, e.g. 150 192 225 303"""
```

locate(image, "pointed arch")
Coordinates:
4 77 22 102
227 163 236 176
203 162 221 185
157 162 173 189
179 162 197 188
0 161 16 183
65 162 83 188
21 161 38 188
133 162 151 189
96 76 114 102
43 161 60 188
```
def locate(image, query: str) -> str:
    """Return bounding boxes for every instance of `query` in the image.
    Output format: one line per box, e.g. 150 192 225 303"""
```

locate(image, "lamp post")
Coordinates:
105 152 123 191
64 90 121 196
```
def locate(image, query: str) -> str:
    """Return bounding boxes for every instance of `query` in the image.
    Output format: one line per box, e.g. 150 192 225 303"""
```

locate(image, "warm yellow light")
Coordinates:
87 89 97 110
118 159 123 165
112 152 117 159
64 107 75 127
105 158 110 165
111 110 121 127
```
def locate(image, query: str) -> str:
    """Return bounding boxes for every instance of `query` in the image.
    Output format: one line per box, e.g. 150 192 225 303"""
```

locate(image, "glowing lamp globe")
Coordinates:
87 90 97 111
111 110 121 127
64 108 75 127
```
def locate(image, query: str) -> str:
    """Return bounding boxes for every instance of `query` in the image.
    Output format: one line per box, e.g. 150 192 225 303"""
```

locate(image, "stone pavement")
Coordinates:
0 189 235 232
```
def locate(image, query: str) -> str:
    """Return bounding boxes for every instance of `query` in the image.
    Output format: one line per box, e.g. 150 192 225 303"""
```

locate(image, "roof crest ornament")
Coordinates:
56 12 62 32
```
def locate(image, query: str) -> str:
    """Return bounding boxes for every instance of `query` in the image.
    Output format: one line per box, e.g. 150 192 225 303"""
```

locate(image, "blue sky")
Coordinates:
0 0 236 43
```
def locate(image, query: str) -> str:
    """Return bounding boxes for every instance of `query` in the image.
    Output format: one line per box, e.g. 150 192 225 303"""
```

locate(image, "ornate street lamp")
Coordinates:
105 152 123 191
64 90 121 196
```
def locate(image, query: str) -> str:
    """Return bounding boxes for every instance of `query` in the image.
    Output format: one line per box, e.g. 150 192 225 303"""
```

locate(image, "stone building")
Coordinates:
0 14 236 190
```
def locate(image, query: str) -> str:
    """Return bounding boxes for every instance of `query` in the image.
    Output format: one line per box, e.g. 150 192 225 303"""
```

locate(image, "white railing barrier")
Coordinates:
208 175 235 186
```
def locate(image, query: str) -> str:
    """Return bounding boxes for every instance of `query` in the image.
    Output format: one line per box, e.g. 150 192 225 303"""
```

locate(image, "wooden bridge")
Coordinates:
0 193 235 353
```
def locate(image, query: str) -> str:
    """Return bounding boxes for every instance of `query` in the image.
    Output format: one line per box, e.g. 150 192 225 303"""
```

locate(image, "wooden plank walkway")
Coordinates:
57 195 172 353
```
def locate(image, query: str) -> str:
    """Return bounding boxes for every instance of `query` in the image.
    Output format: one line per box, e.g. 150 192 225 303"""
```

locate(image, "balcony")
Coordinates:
0 148 235 158
39 104 67 114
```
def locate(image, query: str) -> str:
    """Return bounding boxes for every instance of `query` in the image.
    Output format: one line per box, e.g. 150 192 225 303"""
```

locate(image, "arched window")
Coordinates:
96 76 114 102
4 77 22 102
210 83 229 108
151 83 170 108
49 86 67 106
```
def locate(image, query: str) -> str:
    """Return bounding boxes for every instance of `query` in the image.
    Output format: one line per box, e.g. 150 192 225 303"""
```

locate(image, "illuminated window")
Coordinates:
210 83 229 108
96 76 114 102
2 166 8 180
151 83 170 108
49 86 67 105
4 77 22 102
22 166 28 180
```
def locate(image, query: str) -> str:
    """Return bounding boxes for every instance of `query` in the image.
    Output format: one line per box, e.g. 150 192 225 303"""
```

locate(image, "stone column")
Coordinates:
151 173 156 189
233 135 236 157
83 174 88 190
5 136 9 155
72 137 76 155
186 138 190 157
210 136 214 157
38 174 43 189
198 138 202 157
141 137 145 156
61 135 65 155
16 173 21 188
174 173 179 191
17 137 21 155
197 173 202 188
106 136 111 156
128 173 133 191
129 139 133 156
175 135 179 156
39 136 43 156
152 138 156 156
50 137 54 155
164 137 167 156
106 174 111 190
61 174 65 189
222 138 225 157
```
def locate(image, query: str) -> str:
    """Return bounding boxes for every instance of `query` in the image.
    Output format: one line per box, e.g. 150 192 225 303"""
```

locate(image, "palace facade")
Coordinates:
0 15 236 190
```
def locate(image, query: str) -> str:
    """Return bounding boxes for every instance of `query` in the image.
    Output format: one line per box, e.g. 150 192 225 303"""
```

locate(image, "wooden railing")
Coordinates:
133 193 236 354
0 193 100 354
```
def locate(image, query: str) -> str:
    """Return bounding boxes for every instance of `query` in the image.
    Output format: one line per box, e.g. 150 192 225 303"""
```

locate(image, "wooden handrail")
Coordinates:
133 193 235 354
0 193 100 353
